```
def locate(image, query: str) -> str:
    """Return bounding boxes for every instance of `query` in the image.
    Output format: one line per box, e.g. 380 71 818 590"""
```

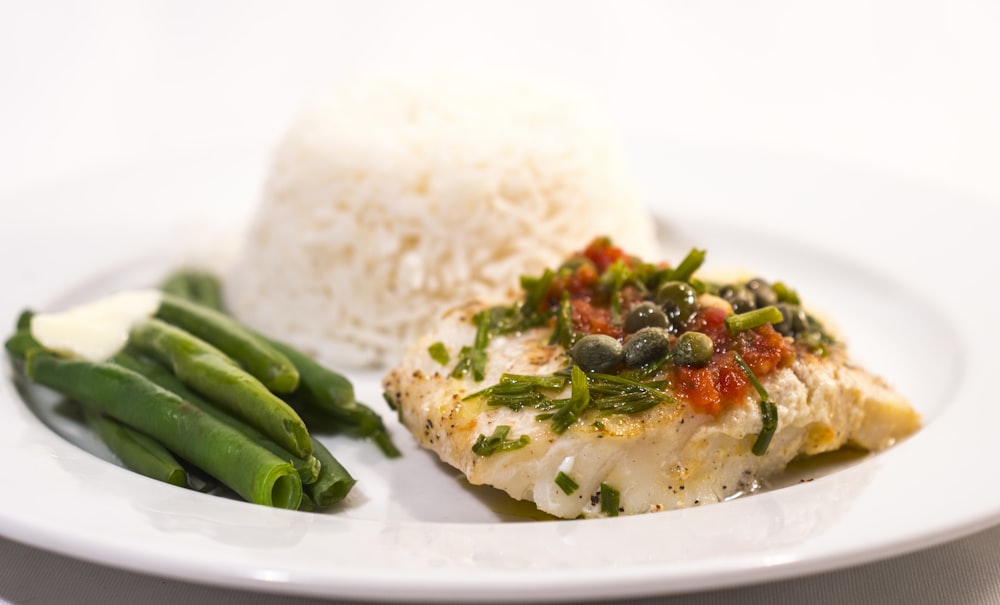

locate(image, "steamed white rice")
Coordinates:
225 74 659 368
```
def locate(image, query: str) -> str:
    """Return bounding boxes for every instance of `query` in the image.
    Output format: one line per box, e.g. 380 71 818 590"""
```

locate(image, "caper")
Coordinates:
655 281 699 331
623 327 672 367
672 331 715 367
719 284 756 314
569 334 623 373
773 302 810 337
745 278 778 308
624 301 668 333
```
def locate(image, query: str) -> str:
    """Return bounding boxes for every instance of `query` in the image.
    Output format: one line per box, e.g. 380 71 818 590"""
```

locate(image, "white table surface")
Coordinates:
2 2 999 604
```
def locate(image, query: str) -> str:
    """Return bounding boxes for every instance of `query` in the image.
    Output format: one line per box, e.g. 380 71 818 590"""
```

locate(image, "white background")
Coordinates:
1 2 999 605
1 0 998 203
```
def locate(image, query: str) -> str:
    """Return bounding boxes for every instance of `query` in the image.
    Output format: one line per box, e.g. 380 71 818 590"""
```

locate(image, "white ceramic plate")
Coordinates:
0 144 996 602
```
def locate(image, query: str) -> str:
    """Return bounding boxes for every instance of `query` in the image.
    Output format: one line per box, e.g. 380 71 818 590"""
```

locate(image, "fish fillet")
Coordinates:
383 244 920 519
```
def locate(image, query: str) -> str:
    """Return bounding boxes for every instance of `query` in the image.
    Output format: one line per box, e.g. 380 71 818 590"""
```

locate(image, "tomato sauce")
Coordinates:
544 238 794 416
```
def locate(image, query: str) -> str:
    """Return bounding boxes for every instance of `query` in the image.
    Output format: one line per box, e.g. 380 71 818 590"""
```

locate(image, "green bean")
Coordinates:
265 337 400 458
156 294 299 393
306 436 356 509
24 352 302 508
161 271 197 302
128 318 312 459
297 491 316 512
161 270 224 312
157 270 399 457
15 309 34 331
83 407 188 488
4 327 41 359
113 350 320 484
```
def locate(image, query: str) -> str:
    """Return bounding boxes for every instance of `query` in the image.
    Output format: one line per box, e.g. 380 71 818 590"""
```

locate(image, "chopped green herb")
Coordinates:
733 351 779 456
600 482 621 516
500 373 568 389
668 248 706 283
427 342 450 366
451 311 491 381
772 281 800 305
467 382 547 410
598 259 630 322
465 372 567 411
471 425 531 456
465 366 672 431
732 351 767 400
724 305 784 335
550 366 591 434
548 291 575 349
752 399 778 456
520 268 555 320
587 372 674 415
554 471 579 495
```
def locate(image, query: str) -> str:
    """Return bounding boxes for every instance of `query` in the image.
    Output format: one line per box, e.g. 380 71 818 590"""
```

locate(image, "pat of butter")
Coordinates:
31 289 163 362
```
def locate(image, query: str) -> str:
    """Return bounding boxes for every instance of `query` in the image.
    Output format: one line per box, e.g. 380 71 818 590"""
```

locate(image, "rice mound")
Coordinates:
225 73 659 368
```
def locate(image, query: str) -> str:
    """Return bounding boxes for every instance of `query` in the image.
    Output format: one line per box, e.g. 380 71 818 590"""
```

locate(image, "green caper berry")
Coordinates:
623 327 672 367
655 281 699 330
569 334 623 373
746 278 778 308
774 302 810 338
672 331 715 367
624 301 668 333
720 284 756 314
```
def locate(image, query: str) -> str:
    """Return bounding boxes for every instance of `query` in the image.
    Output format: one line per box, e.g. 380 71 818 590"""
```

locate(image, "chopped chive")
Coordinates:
548 291 575 348
466 366 673 428
427 342 450 366
451 311 491 381
520 268 555 318
732 351 768 400
669 248 706 283
733 351 779 456
600 483 621 516
471 425 531 456
772 281 800 305
499 373 568 389
724 305 784 335
550 366 590 434
555 471 579 495
752 399 778 456
599 260 630 323
587 372 675 404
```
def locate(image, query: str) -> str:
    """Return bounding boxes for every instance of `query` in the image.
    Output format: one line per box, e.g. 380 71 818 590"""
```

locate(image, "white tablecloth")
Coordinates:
2 2 998 603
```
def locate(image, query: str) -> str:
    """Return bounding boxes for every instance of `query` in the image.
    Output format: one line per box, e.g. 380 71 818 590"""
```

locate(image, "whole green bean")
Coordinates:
83 407 188 488
161 270 224 312
15 309 34 330
156 270 398 457
307 436 356 509
128 318 312 459
5 327 41 359
266 338 400 458
113 350 320 484
156 294 299 393
161 271 196 302
25 352 302 509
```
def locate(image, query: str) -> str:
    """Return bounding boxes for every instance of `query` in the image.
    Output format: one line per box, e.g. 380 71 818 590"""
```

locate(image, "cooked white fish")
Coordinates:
383 242 920 519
